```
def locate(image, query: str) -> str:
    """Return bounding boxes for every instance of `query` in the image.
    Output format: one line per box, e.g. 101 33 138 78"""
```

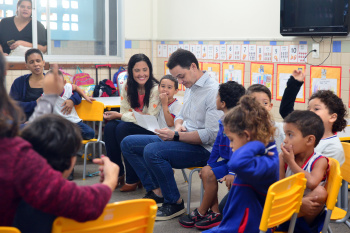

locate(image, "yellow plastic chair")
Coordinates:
328 142 350 231
259 173 307 233
181 167 204 214
75 100 105 180
320 158 343 233
0 227 20 233
52 199 157 233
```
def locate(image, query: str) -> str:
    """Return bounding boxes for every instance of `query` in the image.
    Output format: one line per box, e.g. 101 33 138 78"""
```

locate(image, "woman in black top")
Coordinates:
0 0 47 55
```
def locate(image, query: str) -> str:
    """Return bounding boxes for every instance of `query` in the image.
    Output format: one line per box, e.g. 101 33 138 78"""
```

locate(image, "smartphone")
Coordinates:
7 40 15 46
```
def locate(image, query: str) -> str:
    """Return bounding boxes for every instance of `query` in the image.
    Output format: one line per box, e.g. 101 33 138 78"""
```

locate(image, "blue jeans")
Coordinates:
121 135 210 204
104 120 155 183
76 121 95 140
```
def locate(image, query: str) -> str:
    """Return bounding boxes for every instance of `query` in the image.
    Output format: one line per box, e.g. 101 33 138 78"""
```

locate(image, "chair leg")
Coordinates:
187 170 193 214
200 180 204 204
182 169 188 183
321 210 332 233
83 144 89 180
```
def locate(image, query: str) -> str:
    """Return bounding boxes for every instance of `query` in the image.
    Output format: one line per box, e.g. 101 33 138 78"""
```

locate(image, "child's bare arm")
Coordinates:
72 84 95 103
281 145 328 189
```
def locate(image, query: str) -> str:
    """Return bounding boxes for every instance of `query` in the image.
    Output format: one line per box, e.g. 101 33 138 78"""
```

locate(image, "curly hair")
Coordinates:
284 110 324 147
21 114 82 172
309 90 347 132
223 95 275 145
126 54 159 109
218 81 245 109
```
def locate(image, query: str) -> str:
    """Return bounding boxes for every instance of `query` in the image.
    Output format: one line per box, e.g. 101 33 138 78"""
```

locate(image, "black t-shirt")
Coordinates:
24 77 43 102
0 16 47 54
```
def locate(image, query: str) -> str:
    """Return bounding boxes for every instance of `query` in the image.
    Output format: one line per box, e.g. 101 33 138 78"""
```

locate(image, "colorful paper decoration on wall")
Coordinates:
222 62 245 85
310 66 341 97
250 62 274 98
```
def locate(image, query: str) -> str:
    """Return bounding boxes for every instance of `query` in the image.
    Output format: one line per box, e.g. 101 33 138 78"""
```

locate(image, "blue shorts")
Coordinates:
208 160 229 180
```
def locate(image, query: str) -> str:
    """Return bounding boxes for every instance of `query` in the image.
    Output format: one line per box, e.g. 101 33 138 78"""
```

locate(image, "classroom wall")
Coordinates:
5 0 350 123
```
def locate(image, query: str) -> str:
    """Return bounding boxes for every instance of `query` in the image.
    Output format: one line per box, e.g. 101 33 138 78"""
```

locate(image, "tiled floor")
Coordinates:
74 156 350 233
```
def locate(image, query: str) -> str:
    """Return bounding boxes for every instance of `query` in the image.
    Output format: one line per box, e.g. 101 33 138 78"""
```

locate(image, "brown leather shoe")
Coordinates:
117 174 125 187
120 181 142 192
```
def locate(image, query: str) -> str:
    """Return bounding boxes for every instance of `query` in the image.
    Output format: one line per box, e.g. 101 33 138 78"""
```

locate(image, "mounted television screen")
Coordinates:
280 0 350 36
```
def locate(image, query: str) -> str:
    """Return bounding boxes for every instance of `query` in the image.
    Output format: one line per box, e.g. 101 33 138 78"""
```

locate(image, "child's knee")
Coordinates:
313 186 327 201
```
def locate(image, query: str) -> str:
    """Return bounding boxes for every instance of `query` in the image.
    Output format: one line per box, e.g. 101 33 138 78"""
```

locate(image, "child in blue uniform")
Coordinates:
204 95 279 233
179 81 245 230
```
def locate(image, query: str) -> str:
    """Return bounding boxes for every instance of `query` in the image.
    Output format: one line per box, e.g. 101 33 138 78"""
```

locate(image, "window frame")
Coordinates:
5 0 125 63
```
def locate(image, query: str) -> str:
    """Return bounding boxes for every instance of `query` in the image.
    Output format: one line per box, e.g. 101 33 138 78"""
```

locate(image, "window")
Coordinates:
1 0 124 62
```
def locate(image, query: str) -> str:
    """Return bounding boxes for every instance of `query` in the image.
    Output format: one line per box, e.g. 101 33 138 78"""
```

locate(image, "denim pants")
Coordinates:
76 121 95 140
121 135 210 204
104 120 155 183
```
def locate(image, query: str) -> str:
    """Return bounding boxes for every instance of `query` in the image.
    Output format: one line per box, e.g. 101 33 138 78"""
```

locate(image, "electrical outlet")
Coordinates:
312 43 320 58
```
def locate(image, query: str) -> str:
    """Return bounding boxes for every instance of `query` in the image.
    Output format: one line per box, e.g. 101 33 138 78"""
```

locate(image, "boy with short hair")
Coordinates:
279 110 328 233
157 74 182 130
13 114 85 233
179 81 245 230
246 84 285 153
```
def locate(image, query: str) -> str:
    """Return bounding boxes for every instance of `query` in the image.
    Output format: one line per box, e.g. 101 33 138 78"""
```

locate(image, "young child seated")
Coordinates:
179 81 245 230
157 75 182 130
246 84 285 153
46 69 96 140
280 70 347 165
13 114 83 233
278 110 328 233
203 95 279 233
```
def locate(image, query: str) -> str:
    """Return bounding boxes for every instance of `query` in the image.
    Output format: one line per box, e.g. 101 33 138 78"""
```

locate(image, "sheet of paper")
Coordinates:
233 45 241 60
289 45 298 63
168 45 173 58
202 45 208 59
257 46 263 61
157 44 162 57
208 45 214 59
196 45 202 59
133 110 160 133
214 45 220 60
241 45 249 61
298 44 308 63
178 44 184 50
190 45 196 55
220 45 227 60
184 44 190 51
263 46 272 62
272 46 280 62
249 45 257 61
280 46 289 63
162 45 168 58
279 73 304 98
227 45 233 60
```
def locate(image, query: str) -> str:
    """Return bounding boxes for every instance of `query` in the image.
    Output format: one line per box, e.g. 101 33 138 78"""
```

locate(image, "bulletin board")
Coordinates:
250 62 274 98
202 62 221 83
276 64 306 103
222 62 245 85
310 66 341 97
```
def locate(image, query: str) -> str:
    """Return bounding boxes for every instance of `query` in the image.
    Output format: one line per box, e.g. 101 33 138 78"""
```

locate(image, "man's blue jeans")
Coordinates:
121 135 210 204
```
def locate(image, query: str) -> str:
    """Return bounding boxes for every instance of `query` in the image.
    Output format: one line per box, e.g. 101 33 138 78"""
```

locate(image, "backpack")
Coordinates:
73 67 94 86
93 79 117 97
113 67 128 96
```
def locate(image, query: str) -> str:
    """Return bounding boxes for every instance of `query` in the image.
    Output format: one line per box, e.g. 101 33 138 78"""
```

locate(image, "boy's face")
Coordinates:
224 126 249 152
250 92 272 111
308 98 335 127
159 79 178 98
216 93 225 111
283 123 311 155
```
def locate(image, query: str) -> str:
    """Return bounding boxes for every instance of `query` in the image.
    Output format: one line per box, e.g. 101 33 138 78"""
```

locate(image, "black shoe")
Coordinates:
179 208 206 228
143 191 164 207
68 169 74 181
156 200 185 221
195 211 222 230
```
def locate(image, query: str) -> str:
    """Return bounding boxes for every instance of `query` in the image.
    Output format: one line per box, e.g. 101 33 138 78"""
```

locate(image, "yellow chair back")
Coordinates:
75 100 104 122
52 199 157 233
259 173 306 233
324 158 343 210
0 227 20 233
340 142 350 183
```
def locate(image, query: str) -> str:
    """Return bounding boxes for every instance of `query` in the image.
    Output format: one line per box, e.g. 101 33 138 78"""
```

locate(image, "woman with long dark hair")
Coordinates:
103 53 161 192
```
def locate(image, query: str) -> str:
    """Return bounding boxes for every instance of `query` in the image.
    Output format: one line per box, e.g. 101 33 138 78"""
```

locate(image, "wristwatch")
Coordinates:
173 131 179 141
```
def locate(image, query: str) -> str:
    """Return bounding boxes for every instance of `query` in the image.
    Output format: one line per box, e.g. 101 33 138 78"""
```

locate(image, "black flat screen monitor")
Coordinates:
280 0 350 36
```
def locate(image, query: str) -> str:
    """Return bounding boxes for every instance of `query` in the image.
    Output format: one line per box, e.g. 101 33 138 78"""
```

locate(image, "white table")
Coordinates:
94 96 120 110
